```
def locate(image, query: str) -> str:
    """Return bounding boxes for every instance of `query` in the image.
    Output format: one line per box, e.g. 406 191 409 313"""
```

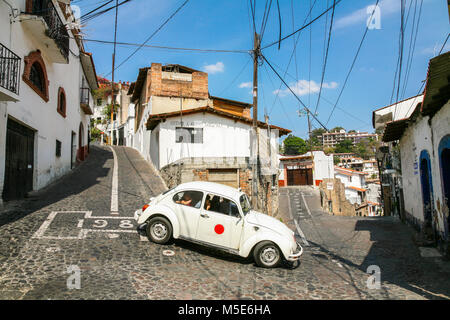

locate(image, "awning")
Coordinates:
421 51 450 116
382 118 410 142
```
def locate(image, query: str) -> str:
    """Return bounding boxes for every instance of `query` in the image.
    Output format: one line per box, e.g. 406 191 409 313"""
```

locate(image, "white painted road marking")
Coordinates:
109 146 119 215
301 192 312 217
32 211 139 240
286 193 309 246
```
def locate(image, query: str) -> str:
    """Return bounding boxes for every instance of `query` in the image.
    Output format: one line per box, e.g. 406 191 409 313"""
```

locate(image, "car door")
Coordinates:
171 190 204 239
196 193 244 250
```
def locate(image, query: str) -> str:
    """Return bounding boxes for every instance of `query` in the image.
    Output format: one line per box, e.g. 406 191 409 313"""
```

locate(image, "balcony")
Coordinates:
20 0 69 63
0 43 21 101
80 87 93 115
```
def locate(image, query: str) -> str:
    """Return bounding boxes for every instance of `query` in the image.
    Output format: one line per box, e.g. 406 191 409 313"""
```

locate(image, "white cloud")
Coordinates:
203 62 225 74
239 81 252 88
334 0 400 30
421 43 450 56
273 80 338 97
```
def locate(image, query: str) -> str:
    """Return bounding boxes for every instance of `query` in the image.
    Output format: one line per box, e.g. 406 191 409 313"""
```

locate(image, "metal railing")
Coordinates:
29 0 69 61
0 43 21 95
80 87 90 106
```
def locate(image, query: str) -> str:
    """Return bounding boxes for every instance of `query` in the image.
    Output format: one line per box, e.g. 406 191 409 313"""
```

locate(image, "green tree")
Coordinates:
102 103 120 119
354 137 379 159
331 126 345 132
283 135 309 155
90 127 102 141
308 128 326 146
334 139 353 153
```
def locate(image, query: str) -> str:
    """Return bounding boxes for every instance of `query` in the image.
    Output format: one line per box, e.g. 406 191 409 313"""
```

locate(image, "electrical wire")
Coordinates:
268 0 318 116
325 0 380 126
261 0 343 50
393 0 407 120
218 57 252 96
104 0 191 77
262 54 329 131
313 0 336 116
401 0 423 100
75 38 249 54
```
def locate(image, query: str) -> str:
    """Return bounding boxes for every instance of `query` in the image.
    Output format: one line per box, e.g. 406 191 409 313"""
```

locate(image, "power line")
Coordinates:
261 0 343 50
268 0 318 116
393 0 407 120
218 57 252 96
81 0 133 23
313 0 336 116
439 33 450 55
77 38 249 54
265 59 372 128
401 0 423 100
262 54 329 131
80 0 113 20
325 0 380 126
104 0 191 77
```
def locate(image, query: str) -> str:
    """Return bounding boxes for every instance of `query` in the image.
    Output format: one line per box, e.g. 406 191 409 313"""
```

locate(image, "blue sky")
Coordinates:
74 0 450 139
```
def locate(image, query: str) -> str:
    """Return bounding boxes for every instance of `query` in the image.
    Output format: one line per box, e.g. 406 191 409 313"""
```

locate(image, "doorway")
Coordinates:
439 135 450 237
2 118 35 201
419 150 434 236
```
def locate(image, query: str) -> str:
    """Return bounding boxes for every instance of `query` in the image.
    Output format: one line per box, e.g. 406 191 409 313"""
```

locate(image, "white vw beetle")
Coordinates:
134 181 303 268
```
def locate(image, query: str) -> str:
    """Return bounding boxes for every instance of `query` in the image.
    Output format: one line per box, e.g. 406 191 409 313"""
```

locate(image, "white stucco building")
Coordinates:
0 0 98 203
278 151 334 187
379 51 450 248
334 167 367 205
128 63 291 215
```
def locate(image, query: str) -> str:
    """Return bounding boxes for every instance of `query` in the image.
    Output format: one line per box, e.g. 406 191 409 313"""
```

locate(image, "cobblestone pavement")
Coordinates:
0 147 449 300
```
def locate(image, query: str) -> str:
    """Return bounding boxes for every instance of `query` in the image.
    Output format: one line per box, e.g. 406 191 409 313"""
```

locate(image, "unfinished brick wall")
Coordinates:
320 178 357 216
147 63 208 100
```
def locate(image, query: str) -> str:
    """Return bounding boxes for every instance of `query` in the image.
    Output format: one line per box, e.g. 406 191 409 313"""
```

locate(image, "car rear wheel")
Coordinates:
146 216 172 244
253 241 281 268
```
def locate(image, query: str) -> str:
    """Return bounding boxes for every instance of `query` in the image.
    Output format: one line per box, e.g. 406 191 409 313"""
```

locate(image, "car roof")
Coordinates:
173 181 243 200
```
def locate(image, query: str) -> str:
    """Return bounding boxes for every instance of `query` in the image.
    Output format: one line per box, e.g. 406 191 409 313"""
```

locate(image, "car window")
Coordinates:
204 194 240 218
173 190 203 209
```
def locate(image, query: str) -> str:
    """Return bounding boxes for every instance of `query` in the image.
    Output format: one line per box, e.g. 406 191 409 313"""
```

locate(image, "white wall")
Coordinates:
154 112 252 169
399 100 450 236
313 151 334 182
0 0 91 196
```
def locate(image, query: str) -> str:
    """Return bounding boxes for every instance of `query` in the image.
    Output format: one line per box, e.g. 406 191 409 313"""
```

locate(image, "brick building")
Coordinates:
128 63 291 215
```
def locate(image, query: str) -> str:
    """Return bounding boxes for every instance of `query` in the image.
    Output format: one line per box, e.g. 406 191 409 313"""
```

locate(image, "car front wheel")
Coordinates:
146 216 172 244
253 241 281 268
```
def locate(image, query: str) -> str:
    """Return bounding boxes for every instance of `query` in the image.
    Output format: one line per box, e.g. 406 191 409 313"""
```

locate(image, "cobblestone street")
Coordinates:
0 146 449 300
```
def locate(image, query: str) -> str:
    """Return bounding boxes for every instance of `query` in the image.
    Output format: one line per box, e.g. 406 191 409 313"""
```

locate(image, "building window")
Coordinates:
29 63 44 92
176 127 203 143
22 50 49 102
57 87 66 117
56 140 62 157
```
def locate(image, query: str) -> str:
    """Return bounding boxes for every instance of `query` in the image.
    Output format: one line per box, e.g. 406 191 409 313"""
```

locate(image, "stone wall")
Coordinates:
160 157 279 216
319 178 368 217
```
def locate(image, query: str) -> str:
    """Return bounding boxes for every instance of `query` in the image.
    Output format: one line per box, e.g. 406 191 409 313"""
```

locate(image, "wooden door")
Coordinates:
2 119 34 201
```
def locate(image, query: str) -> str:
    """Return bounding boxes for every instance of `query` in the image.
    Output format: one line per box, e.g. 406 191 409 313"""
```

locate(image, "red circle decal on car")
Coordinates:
214 224 224 234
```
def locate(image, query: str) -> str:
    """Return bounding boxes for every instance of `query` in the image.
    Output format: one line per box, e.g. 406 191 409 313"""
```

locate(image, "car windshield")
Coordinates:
239 194 252 215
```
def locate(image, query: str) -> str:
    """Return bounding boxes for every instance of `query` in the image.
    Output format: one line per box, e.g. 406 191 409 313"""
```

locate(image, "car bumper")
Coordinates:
287 242 303 261
134 209 142 222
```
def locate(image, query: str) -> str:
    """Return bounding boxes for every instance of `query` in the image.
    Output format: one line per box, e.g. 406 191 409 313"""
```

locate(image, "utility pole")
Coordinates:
110 0 119 145
252 32 260 209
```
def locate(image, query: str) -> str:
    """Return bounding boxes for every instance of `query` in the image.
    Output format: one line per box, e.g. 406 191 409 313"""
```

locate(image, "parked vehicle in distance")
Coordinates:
134 181 303 268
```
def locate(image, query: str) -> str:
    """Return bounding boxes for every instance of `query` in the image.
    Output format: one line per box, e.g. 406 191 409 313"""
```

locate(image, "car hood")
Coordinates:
246 210 293 237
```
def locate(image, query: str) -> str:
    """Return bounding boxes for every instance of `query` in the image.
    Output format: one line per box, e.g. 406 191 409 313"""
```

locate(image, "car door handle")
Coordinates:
200 213 210 218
